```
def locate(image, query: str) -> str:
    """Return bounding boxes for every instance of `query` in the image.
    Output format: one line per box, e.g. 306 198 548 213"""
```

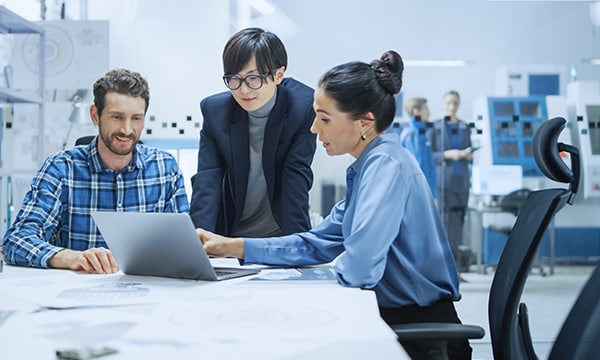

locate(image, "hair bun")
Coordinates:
370 50 404 95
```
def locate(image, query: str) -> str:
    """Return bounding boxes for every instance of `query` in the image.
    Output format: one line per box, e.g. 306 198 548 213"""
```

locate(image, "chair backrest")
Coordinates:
499 188 531 216
75 135 96 146
548 262 600 359
487 117 580 360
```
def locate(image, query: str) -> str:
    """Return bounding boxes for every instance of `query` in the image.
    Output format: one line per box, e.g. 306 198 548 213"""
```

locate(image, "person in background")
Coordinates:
430 90 473 274
400 97 438 203
189 27 316 238
2 69 189 273
197 51 472 359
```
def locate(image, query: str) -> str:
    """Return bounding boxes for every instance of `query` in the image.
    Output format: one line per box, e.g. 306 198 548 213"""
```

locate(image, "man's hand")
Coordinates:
196 228 244 259
48 248 119 274
444 148 473 162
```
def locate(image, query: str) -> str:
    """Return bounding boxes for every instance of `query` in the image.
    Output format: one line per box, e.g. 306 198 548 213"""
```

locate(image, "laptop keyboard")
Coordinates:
214 268 259 280
215 269 240 277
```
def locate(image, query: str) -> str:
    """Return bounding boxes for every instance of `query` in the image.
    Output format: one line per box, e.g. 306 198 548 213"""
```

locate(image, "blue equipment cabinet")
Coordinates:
485 96 548 177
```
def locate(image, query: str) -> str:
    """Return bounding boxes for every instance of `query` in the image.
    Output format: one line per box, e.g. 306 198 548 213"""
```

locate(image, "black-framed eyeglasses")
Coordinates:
222 72 273 90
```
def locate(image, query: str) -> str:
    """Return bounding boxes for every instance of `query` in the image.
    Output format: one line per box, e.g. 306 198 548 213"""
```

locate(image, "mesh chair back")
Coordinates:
488 117 580 360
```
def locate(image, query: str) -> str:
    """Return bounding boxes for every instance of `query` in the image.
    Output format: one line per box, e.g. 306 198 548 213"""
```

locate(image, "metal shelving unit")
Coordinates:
0 6 46 251
0 6 45 106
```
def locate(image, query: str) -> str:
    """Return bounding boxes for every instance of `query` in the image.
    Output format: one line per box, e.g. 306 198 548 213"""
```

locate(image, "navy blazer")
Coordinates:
190 78 316 236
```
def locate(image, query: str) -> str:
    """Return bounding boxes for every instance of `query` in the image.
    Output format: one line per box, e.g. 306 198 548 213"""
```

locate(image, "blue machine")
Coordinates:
471 95 599 267
471 96 548 266
473 96 548 177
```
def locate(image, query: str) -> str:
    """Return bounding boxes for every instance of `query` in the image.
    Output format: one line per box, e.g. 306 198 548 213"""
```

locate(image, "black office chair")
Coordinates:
393 116 582 359
499 188 531 217
487 116 580 359
75 135 96 146
548 261 600 359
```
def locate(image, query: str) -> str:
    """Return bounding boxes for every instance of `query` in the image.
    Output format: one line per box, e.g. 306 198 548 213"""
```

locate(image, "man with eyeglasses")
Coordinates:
190 27 316 238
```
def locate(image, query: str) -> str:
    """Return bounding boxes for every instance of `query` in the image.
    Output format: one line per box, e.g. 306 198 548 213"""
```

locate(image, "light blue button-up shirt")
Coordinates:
245 133 460 308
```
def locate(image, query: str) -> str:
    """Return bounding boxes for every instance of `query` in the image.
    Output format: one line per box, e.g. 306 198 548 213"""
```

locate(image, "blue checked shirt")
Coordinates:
2 138 190 268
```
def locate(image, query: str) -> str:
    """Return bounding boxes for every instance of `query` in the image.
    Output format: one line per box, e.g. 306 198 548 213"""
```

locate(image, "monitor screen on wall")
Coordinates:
529 74 559 96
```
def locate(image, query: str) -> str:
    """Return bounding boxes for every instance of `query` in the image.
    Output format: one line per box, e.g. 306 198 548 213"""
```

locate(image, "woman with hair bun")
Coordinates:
197 50 472 359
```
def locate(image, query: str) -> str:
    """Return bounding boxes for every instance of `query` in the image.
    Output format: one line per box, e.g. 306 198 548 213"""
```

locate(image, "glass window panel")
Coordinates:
492 101 515 117
497 141 519 157
522 122 535 137
495 121 518 137
524 141 533 157
519 101 541 117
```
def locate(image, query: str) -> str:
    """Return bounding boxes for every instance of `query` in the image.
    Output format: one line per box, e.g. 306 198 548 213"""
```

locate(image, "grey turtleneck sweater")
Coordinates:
230 89 282 237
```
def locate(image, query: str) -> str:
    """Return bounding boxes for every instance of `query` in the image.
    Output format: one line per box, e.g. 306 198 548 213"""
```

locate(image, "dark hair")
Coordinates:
222 27 287 82
317 50 404 132
444 90 460 99
93 69 150 117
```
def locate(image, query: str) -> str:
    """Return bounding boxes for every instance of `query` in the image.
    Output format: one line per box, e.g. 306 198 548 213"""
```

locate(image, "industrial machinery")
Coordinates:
566 81 600 199
471 96 549 269
470 88 600 269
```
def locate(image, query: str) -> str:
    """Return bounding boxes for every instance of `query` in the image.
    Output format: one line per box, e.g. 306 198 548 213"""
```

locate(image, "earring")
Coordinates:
361 134 367 141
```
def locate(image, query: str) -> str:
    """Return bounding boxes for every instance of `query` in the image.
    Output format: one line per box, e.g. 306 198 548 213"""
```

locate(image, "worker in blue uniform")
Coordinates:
400 97 438 203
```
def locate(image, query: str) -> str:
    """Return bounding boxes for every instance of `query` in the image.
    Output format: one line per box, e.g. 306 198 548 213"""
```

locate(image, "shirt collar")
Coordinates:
87 136 145 173
348 133 389 173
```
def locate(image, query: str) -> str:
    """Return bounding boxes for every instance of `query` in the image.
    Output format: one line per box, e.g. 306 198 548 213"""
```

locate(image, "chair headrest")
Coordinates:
533 117 572 183
532 116 580 201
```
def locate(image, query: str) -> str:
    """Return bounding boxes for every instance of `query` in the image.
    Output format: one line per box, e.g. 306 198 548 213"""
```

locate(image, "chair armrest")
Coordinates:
518 302 537 359
392 322 485 340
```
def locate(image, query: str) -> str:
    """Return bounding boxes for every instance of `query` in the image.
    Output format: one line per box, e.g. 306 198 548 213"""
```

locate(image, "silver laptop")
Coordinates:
91 211 260 281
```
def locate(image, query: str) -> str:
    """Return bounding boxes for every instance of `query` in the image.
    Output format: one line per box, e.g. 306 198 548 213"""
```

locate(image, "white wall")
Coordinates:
3 0 600 212
86 0 229 131
275 0 600 116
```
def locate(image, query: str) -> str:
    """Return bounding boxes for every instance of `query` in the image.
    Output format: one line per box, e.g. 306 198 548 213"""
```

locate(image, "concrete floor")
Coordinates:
454 264 597 360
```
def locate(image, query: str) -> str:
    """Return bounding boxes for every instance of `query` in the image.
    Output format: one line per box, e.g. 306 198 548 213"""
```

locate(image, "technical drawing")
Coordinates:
58 282 149 302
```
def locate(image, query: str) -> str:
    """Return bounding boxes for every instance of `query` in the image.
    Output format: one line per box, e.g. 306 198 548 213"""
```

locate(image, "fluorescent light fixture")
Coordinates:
404 59 470 67
247 0 275 15
581 58 600 65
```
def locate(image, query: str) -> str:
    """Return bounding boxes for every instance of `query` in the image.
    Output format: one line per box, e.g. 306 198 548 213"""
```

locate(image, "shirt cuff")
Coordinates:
39 245 65 268
242 238 264 264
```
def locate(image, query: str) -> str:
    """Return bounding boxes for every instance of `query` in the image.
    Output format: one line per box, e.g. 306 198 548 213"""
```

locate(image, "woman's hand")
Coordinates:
196 228 245 259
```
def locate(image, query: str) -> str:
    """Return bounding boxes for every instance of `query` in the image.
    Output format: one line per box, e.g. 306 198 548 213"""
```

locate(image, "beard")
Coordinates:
99 131 137 156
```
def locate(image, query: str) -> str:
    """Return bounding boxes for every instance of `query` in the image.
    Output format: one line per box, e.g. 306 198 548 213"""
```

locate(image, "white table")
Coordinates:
0 264 409 359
